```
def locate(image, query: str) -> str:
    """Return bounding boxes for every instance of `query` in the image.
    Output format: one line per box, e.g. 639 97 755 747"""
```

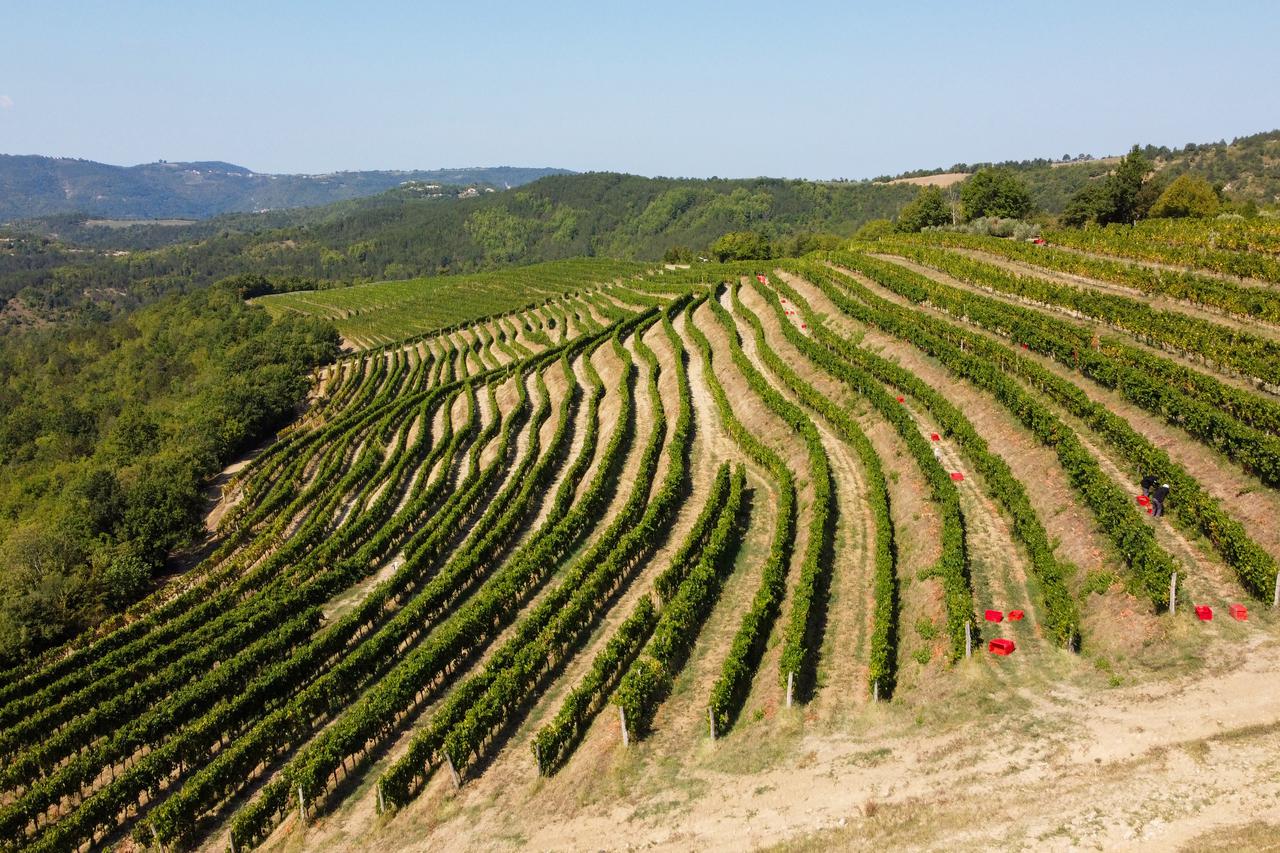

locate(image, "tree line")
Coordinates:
0 281 338 662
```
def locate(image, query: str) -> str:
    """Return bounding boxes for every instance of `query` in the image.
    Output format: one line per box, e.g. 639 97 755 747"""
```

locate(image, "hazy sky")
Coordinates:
3 1 1278 178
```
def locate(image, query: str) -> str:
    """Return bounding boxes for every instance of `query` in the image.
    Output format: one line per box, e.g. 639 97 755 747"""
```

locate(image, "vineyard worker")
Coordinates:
1151 483 1171 518
1140 474 1158 498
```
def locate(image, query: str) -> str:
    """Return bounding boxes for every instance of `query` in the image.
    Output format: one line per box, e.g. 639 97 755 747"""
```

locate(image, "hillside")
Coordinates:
255 258 651 348
874 128 1280 212
0 173 918 326
5 129 1279 334
0 156 571 220
3 219 1279 851
5 128 1278 232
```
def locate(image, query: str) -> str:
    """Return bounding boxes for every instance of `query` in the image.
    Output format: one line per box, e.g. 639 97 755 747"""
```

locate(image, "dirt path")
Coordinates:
692 298 813 717
303 588 1280 853
526 352 589 531
570 339 624 503
847 260 1274 604
945 247 1280 344
478 320 508 366
622 311 770 748
581 295 616 331
874 252 1280 403
249 320 675 853
841 264 1242 604
1049 239 1280 291
731 283 876 717
773 270 960 697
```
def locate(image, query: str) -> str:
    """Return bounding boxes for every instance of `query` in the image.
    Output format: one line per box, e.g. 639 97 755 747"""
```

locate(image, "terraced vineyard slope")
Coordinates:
4 221 1280 852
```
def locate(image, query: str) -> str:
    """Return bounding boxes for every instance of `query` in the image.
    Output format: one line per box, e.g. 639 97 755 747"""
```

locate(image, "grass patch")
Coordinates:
914 617 939 641
1082 570 1117 597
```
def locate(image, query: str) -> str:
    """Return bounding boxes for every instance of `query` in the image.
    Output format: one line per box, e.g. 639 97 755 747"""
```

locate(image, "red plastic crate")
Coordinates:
950 472 964 481
756 274 767 283
988 638 1015 656
930 433 940 441
1195 605 1213 621
1229 603 1248 621
984 609 1003 623
1136 495 1150 506
896 396 905 403
1007 610 1025 621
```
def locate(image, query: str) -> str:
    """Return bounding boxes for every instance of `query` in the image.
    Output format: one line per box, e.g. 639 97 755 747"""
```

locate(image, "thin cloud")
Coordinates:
0 95 13 110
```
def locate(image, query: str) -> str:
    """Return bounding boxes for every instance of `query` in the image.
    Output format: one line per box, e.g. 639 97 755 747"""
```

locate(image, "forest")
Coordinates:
0 282 337 660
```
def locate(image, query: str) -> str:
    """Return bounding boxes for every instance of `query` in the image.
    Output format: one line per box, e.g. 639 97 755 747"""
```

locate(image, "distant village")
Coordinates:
398 181 497 199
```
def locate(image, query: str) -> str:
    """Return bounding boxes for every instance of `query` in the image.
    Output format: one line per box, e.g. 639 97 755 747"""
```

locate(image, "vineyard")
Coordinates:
254 259 651 348
4 220 1280 852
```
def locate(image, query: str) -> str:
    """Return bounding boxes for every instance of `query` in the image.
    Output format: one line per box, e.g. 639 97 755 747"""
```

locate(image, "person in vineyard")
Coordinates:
1140 474 1158 498
1150 482 1171 517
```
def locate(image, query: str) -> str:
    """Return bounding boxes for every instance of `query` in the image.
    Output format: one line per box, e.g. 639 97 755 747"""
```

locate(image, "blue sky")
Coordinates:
2 1 1278 178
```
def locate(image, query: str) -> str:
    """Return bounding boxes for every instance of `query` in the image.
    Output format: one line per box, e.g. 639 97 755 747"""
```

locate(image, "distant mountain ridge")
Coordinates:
0 156 573 220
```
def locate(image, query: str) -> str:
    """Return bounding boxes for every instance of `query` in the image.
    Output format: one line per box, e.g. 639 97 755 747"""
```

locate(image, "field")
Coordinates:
255 259 652 349
4 219 1280 853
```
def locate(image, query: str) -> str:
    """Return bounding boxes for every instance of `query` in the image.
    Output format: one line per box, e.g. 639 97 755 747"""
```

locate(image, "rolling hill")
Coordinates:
3 219 1280 851
0 156 572 220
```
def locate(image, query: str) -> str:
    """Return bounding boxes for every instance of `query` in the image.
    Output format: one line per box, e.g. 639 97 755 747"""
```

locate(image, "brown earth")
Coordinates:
886 173 969 188
113 285 1280 853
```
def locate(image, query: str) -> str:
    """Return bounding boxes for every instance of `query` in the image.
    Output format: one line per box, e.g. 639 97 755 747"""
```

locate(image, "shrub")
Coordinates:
1149 174 1221 219
960 169 1033 220
896 187 952 232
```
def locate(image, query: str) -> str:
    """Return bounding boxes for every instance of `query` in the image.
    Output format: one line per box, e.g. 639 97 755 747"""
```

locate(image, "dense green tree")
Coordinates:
854 219 896 240
101 542 155 612
778 233 845 256
1061 181 1110 227
1149 173 1221 218
662 245 695 264
1105 145 1153 223
1132 172 1168 221
0 279 338 662
709 231 773 262
1062 145 1155 226
0 522 91 652
896 186 953 232
960 169 1034 220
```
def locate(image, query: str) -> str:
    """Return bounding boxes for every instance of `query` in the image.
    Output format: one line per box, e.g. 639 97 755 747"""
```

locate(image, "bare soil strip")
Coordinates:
1050 239 1280 291
853 259 1280 591
875 252 1280 402
948 246 1280 343
782 269 957 695
732 283 876 718
692 299 813 716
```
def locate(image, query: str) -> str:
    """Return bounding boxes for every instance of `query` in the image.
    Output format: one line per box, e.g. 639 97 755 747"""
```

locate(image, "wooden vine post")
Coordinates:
445 753 461 789
618 706 629 747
